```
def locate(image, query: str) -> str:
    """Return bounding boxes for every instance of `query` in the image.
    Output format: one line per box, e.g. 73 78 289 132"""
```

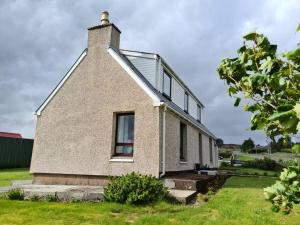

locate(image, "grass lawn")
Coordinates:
0 170 299 224
0 168 32 187
219 166 280 176
236 154 255 161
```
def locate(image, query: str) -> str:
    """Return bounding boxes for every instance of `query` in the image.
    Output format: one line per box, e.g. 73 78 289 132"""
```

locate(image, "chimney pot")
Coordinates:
100 11 109 25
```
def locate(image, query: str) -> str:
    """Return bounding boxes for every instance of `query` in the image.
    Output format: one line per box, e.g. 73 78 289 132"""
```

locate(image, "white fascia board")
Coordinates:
108 47 162 105
35 50 87 116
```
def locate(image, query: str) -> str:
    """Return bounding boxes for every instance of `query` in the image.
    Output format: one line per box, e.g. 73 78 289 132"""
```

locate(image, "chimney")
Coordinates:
87 11 121 50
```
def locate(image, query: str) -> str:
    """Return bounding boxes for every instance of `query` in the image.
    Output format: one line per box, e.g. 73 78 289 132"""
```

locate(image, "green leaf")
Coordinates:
228 86 237 96
293 103 300 119
234 97 241 107
297 24 300 32
269 110 293 121
277 104 294 112
297 122 300 131
286 47 300 63
292 144 300 154
243 32 257 41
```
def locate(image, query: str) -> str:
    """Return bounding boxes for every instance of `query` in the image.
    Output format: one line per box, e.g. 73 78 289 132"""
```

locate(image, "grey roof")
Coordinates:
111 46 216 139
121 49 205 108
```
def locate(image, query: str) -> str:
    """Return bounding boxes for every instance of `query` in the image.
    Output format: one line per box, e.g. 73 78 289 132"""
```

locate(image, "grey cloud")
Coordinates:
0 0 299 145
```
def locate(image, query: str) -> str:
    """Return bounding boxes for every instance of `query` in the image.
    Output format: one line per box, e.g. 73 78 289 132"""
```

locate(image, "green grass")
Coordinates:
0 168 32 187
219 166 279 176
236 154 255 161
0 170 299 224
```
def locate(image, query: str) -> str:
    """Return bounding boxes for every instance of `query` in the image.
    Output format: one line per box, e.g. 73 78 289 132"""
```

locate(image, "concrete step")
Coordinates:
163 178 208 192
10 184 104 202
168 189 196 204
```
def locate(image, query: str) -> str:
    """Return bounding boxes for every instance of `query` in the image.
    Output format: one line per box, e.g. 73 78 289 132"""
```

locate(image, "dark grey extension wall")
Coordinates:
0 137 33 168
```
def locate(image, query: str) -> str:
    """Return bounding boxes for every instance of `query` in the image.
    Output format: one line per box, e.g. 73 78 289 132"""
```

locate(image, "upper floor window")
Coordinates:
197 105 201 122
163 71 171 99
115 113 135 156
184 92 189 113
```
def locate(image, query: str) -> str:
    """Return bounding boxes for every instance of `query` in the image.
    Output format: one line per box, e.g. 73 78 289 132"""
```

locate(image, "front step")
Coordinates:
168 189 197 204
163 178 211 193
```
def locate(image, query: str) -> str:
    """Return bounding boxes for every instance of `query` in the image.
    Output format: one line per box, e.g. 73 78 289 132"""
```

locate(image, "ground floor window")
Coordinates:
180 122 187 161
209 137 213 163
199 133 203 164
115 113 134 156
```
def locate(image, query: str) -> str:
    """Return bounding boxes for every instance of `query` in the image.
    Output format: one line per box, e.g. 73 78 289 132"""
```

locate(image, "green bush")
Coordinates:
242 157 281 171
45 194 58 202
264 163 300 214
219 150 232 158
7 188 24 200
29 194 40 201
220 161 229 167
247 148 268 154
104 172 168 204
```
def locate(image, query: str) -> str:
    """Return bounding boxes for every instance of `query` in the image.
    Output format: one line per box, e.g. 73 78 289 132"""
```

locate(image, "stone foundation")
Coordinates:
33 173 110 186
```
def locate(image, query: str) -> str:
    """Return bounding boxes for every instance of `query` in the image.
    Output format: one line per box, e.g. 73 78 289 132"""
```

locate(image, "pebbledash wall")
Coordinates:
30 25 161 185
162 110 218 173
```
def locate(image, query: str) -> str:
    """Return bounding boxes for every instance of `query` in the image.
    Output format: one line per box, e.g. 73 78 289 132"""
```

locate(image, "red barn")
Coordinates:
0 132 22 139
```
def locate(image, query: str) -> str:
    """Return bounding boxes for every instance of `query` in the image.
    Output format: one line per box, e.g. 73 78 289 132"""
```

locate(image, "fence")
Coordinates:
0 137 33 168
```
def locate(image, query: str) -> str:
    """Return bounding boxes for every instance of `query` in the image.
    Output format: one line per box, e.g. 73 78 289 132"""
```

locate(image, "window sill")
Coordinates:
109 157 134 163
179 161 188 164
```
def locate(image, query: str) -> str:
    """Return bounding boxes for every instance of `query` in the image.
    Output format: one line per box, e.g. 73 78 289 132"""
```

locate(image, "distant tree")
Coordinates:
241 138 255 152
277 136 292 149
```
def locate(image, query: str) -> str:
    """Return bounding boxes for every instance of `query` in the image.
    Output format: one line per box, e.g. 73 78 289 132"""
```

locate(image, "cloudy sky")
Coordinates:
0 0 299 144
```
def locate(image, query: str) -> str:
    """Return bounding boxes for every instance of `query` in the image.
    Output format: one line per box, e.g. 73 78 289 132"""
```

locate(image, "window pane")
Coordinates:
180 123 187 161
117 114 134 143
116 146 133 154
197 105 201 121
184 93 188 112
163 72 171 97
209 138 213 162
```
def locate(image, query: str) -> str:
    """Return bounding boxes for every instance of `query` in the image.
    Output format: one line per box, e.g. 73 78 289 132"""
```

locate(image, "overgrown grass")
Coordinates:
0 169 300 224
0 168 31 186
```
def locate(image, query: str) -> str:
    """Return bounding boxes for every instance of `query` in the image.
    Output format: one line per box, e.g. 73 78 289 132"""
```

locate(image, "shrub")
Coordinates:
264 163 300 214
247 148 268 154
220 161 229 167
242 157 281 171
197 193 209 203
45 194 58 202
263 172 268 176
7 188 24 200
30 194 40 201
219 150 232 158
104 172 168 205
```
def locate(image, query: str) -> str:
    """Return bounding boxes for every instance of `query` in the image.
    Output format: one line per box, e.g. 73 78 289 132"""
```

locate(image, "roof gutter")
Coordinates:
159 102 216 139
